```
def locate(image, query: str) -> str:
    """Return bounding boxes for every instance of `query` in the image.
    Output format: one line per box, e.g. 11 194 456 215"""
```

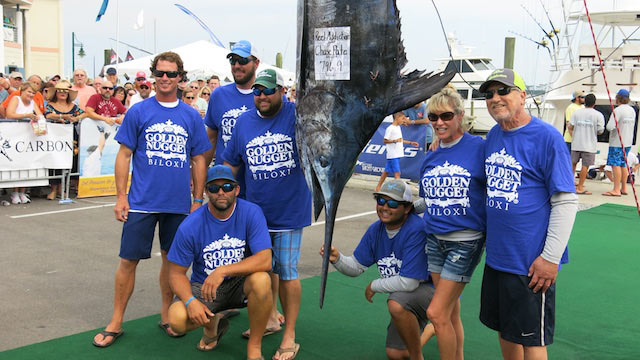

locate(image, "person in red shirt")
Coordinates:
85 80 127 126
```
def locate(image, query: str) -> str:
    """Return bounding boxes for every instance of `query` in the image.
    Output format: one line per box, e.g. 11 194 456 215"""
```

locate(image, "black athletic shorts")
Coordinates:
190 277 247 314
479 264 555 347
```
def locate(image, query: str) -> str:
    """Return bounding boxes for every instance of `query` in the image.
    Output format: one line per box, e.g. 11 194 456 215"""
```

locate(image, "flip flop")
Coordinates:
197 317 229 351
242 326 281 339
92 330 124 348
273 343 300 360
576 190 592 195
602 192 622 197
158 321 185 338
621 191 628 195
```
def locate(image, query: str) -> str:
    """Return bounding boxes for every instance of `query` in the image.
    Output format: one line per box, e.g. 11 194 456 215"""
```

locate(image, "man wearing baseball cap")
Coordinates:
321 179 434 360
479 68 577 358
604 88 637 196
204 40 261 200
106 67 119 86
224 68 311 360
128 79 155 107
167 165 273 358
8 71 23 92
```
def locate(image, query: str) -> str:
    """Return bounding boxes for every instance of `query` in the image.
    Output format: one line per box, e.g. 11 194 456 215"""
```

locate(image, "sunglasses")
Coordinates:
102 86 114 90
375 196 407 209
185 96 195 100
135 77 146 81
140 86 149 90
152 70 180 78
252 87 278 96
427 111 456 122
57 89 70 93
483 86 519 100
207 183 236 193
228 57 251 65
202 92 211 96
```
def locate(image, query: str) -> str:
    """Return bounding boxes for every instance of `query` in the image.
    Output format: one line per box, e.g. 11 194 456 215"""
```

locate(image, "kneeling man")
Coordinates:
168 165 272 359
321 179 435 360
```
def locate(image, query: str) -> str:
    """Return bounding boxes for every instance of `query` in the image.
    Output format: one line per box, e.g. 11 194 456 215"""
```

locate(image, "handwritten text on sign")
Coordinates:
314 27 350 80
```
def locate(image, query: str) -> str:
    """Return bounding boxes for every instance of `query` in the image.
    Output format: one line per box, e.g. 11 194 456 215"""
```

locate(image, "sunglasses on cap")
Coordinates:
375 195 406 209
427 112 456 122
228 57 251 66
252 87 278 96
207 183 236 193
102 86 114 90
152 70 180 78
135 77 146 81
483 86 519 100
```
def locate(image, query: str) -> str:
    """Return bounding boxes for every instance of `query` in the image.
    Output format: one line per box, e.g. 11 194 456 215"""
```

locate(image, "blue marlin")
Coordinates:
295 0 455 307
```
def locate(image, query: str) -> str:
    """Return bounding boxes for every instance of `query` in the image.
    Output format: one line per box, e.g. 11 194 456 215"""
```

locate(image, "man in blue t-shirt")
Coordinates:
224 68 311 360
167 165 272 358
203 40 261 199
321 179 434 360
478 68 578 358
402 101 434 150
93 52 211 348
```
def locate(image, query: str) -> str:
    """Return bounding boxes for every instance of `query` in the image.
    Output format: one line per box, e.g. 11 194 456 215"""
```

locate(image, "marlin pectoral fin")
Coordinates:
387 70 456 115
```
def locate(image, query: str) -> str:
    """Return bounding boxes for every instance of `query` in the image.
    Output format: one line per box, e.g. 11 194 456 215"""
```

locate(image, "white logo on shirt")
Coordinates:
377 252 402 278
202 234 246 274
245 131 296 180
422 161 471 216
485 148 522 210
145 119 188 168
221 106 248 145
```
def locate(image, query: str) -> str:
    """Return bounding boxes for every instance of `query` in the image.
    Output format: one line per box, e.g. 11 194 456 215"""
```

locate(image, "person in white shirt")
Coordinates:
604 89 637 196
568 93 605 195
375 112 419 192
128 80 155 107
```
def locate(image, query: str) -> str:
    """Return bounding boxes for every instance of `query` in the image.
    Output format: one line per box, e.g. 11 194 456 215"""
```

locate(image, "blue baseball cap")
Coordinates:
206 165 236 184
227 40 257 59
617 89 630 98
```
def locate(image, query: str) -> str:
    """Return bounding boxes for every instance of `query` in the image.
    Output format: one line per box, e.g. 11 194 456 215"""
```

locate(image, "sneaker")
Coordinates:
10 192 20 204
19 193 31 204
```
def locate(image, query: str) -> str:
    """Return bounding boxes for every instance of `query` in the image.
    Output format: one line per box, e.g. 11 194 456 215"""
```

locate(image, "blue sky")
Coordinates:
62 0 634 86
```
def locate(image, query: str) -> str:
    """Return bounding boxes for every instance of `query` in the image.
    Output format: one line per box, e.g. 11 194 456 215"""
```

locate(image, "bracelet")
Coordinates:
193 199 204 204
185 296 196 308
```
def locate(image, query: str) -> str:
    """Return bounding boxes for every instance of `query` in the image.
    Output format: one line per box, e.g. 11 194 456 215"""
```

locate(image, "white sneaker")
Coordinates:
10 192 20 204
19 193 30 204
602 178 612 183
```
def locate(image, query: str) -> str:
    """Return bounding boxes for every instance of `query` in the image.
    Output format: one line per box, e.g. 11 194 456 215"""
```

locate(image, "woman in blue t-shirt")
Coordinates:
417 86 486 360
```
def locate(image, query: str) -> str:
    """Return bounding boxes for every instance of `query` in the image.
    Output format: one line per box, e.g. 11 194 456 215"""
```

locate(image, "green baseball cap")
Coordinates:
479 68 526 93
252 69 284 89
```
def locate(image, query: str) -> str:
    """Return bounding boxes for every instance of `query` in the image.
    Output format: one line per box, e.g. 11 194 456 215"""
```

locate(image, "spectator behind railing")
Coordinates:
42 81 55 107
44 80 87 200
0 75 45 118
199 86 211 105
113 86 127 107
5 81 43 205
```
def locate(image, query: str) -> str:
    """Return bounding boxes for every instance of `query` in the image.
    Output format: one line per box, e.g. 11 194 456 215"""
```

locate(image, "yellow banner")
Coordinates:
77 174 130 198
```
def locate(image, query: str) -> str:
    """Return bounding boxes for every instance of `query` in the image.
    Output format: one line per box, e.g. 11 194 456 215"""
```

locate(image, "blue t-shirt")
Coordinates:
204 83 255 198
354 213 430 281
419 133 486 234
403 104 433 143
223 102 312 230
168 199 272 284
484 117 575 275
114 98 211 214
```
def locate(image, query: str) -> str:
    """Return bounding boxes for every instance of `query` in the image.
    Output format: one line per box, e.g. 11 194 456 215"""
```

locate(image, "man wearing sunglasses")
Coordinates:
321 179 434 360
93 51 211 348
129 80 155 107
167 165 273 358
223 68 311 360
204 40 261 200
86 80 127 126
478 68 577 359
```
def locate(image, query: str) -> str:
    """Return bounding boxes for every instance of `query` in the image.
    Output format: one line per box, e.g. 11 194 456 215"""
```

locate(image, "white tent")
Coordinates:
102 40 295 86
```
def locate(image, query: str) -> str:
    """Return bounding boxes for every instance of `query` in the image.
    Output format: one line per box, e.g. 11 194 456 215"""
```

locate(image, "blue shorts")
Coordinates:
120 212 187 260
385 158 401 173
607 146 631 167
425 234 485 283
270 229 303 280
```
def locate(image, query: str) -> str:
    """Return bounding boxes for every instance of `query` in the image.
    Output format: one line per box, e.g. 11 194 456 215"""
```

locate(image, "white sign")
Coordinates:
0 122 73 170
314 26 350 81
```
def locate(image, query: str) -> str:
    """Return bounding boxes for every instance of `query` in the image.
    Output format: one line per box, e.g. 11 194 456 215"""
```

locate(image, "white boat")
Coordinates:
543 0 640 159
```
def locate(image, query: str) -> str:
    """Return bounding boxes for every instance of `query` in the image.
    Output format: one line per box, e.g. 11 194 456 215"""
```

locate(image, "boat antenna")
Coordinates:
538 0 560 48
429 0 478 92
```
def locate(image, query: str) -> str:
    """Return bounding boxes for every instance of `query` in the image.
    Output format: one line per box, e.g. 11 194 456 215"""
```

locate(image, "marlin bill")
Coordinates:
295 0 455 307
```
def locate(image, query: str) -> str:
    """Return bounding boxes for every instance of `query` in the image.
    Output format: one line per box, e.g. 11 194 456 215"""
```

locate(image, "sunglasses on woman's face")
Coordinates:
427 112 455 122
202 92 211 96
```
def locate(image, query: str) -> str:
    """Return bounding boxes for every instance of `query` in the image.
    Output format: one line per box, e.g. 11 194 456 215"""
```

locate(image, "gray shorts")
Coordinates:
174 277 247 314
386 282 435 350
571 151 596 167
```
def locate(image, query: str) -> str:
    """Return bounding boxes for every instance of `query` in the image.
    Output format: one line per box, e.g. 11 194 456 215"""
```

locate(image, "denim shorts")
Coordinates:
270 229 303 280
425 234 485 283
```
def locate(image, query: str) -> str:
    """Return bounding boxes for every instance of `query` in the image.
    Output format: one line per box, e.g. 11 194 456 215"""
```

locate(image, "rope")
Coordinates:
583 0 640 216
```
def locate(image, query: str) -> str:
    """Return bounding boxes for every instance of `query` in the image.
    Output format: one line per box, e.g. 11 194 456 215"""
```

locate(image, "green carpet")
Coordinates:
1 204 639 359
